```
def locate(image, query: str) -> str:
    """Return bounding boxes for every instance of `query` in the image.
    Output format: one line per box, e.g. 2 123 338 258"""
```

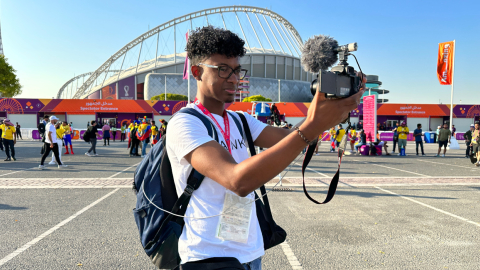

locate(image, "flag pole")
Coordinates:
187 32 190 104
449 40 456 133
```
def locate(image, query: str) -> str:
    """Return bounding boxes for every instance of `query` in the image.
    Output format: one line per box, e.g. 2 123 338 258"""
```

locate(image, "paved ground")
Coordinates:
1 140 479 269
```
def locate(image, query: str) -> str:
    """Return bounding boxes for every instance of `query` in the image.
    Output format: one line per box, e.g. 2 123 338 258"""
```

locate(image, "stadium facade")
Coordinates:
58 6 317 102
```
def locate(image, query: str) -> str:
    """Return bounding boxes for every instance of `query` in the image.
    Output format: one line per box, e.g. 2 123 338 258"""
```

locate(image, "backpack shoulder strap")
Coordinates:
235 112 277 231
227 111 244 139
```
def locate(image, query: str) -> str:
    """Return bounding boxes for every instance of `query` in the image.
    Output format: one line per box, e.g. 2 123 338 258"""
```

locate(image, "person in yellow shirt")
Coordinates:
349 129 357 153
397 121 409 156
49 122 66 165
335 124 346 149
150 120 159 145
62 122 74 155
1 118 17 161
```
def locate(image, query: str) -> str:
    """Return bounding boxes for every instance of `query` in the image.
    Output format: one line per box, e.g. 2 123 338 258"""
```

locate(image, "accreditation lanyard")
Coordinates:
194 98 231 154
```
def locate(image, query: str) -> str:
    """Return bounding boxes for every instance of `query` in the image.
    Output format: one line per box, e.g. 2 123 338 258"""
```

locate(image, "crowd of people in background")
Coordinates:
2 115 479 168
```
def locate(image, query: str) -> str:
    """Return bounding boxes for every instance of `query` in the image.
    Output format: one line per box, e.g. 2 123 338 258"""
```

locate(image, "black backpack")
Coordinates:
132 108 285 269
83 128 91 142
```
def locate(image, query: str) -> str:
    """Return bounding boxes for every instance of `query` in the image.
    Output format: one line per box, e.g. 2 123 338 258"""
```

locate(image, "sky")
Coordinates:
2 0 479 104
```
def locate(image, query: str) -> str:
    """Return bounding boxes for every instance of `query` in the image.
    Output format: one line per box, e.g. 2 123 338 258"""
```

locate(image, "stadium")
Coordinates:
57 6 315 103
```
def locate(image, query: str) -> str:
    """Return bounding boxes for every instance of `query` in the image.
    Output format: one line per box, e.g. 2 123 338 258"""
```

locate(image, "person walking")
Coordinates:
15 122 22 140
1 119 16 161
120 124 127 142
397 122 409 156
436 124 451 157
85 120 100 156
349 128 357 154
335 124 346 149
413 123 426 156
138 119 151 157
436 126 441 143
62 121 74 155
111 125 117 142
391 122 400 154
102 123 111 146
465 124 474 158
452 125 456 137
39 116 65 169
49 122 65 165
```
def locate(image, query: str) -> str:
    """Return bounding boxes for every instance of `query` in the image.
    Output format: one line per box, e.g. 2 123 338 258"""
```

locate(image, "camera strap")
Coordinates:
301 122 351 204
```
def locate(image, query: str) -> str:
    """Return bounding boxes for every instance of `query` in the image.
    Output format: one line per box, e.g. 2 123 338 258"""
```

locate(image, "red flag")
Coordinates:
437 41 454 85
183 31 189 80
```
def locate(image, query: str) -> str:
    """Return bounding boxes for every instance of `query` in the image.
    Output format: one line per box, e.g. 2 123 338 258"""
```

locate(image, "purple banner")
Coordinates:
350 103 363 117
456 132 465 140
152 101 188 115
117 77 135 100
0 98 46 114
87 90 100 99
453 105 480 118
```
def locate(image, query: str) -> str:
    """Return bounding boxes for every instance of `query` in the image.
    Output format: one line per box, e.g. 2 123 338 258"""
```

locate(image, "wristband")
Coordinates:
294 126 315 145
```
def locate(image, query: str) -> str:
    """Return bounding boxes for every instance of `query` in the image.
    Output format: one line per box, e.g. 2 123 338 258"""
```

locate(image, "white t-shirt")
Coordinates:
166 103 267 264
45 122 57 144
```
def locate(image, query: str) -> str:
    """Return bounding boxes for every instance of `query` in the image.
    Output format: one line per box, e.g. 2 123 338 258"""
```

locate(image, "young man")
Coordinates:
397 122 409 156
391 122 400 154
39 116 66 169
166 26 364 268
49 122 65 165
15 122 22 140
349 128 357 154
85 120 100 156
470 122 480 166
1 119 16 161
436 124 451 157
150 120 159 146
413 123 426 156
464 124 474 158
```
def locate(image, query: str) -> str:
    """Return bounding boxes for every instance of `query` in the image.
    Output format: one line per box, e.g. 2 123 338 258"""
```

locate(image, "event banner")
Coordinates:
437 41 455 85
363 95 377 142
117 77 135 100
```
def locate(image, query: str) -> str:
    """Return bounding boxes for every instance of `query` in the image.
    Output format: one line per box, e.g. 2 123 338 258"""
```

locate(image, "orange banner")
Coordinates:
437 41 454 85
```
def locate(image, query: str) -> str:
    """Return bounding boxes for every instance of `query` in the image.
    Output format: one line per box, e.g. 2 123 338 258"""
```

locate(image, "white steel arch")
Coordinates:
57 70 121 99
73 6 304 99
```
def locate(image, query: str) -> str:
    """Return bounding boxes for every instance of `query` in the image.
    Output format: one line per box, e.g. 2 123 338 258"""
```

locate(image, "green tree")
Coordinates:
0 55 22 97
242 95 272 102
151 93 188 101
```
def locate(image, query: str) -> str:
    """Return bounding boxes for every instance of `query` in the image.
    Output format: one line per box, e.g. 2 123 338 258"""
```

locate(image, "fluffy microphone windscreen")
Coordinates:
301 35 339 73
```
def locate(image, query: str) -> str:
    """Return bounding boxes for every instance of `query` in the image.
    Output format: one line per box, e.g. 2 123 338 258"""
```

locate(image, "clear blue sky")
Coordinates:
2 0 479 104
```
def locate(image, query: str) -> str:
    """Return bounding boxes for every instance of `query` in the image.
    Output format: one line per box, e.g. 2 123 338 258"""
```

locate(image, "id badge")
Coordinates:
216 191 253 243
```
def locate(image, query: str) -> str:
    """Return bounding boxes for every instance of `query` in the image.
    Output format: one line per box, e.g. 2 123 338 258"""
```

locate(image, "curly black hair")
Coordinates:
186 26 246 66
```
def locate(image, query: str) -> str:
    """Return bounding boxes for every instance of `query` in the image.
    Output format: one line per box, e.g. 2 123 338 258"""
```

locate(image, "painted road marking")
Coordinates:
352 159 429 177
0 168 36 177
107 162 141 178
280 241 303 270
417 159 476 170
0 188 120 267
375 186 480 228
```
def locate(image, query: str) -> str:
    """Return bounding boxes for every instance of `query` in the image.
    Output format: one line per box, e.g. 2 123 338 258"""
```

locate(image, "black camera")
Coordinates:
310 43 361 98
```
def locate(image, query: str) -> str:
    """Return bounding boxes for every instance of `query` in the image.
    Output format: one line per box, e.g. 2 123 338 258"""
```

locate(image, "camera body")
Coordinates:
309 45 361 98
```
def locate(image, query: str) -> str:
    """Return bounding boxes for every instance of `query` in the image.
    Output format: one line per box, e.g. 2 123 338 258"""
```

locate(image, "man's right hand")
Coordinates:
50 143 54 148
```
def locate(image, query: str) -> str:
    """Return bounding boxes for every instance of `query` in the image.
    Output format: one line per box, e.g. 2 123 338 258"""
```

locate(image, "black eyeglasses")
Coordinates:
198 63 248 80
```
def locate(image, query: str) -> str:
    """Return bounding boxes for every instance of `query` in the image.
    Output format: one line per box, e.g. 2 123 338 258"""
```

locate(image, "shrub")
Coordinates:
151 93 188 101
242 95 272 102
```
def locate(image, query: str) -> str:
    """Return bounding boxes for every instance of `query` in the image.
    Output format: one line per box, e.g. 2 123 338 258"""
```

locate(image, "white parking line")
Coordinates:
0 168 36 177
0 188 120 267
375 186 480 227
352 159 429 177
417 159 476 170
280 241 303 269
107 162 141 178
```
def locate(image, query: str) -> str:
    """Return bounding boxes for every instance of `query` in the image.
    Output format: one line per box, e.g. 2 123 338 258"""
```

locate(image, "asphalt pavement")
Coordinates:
1 140 479 269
